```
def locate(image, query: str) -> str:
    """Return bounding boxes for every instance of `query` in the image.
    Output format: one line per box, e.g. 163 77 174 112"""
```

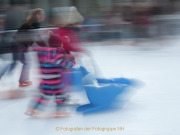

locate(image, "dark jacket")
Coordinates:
14 22 46 52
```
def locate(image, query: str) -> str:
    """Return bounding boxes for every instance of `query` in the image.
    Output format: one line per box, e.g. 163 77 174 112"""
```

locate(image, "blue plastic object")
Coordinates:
63 67 83 87
97 77 135 86
76 84 128 115
64 66 135 87
75 66 136 114
64 66 136 114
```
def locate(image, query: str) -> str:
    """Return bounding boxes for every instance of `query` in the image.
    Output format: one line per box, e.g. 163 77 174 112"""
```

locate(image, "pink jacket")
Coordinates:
57 27 84 53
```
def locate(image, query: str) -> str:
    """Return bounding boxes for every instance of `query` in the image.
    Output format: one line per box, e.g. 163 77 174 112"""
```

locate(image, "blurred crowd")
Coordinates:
81 2 180 41
1 1 180 42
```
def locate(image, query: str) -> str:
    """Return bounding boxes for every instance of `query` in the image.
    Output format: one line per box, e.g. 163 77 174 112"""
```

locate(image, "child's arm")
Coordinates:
65 53 75 70
54 51 74 70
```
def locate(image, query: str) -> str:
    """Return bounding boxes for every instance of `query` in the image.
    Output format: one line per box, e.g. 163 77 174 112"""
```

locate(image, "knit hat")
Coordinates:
48 34 62 48
68 6 84 25
51 6 84 26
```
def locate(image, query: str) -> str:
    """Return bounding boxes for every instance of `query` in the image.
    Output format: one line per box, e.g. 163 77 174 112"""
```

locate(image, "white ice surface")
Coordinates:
0 38 180 135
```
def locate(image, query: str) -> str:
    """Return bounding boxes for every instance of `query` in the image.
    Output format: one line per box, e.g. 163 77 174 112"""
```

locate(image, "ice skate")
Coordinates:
19 81 32 87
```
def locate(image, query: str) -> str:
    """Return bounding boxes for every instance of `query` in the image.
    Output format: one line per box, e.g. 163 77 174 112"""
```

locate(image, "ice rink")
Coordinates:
0 38 180 135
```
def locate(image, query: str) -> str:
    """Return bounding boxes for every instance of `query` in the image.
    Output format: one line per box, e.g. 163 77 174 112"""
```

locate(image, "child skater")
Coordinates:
25 33 74 118
51 6 87 56
50 7 91 104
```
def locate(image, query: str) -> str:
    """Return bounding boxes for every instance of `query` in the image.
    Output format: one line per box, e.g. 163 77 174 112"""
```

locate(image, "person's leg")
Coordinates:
0 52 20 79
0 52 15 78
19 52 32 86
54 94 70 117
55 94 67 111
6 52 18 74
19 62 30 82
25 94 49 115
0 62 10 78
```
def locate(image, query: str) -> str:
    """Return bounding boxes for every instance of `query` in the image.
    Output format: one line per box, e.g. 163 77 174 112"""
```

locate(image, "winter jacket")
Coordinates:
14 22 46 52
57 27 84 53
34 47 73 96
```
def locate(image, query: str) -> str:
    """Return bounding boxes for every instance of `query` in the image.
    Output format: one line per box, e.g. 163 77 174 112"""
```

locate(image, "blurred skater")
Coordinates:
51 6 86 57
25 33 74 117
14 8 46 87
0 5 26 80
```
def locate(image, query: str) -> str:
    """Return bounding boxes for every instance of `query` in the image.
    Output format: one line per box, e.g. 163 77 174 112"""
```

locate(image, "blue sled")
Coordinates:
71 66 137 115
76 84 128 115
64 66 136 89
